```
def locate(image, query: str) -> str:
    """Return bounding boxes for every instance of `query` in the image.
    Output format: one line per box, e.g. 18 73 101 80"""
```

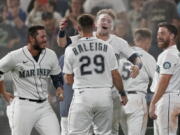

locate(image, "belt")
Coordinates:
127 91 147 94
19 97 46 103
127 91 137 94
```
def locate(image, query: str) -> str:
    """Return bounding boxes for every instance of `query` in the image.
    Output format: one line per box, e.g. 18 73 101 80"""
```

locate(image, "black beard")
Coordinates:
162 39 170 49
158 38 170 49
33 39 44 51
33 44 44 51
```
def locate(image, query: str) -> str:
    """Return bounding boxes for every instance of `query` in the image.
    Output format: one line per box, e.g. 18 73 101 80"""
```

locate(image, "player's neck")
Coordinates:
169 40 176 46
96 32 110 41
80 33 93 38
27 44 41 57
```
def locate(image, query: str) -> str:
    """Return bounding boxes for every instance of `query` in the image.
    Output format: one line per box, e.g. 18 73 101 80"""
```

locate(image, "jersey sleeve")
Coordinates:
0 52 16 73
143 54 156 79
108 45 118 71
120 39 134 59
63 47 74 74
50 52 61 75
160 52 177 75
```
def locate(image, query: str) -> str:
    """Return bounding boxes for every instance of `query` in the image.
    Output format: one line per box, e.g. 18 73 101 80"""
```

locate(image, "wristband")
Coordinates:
119 90 126 96
58 30 66 37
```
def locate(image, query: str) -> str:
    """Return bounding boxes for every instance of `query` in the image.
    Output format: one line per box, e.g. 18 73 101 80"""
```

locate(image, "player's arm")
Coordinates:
63 47 74 85
64 74 74 85
128 53 142 78
121 40 142 78
149 74 172 119
50 73 64 101
57 18 72 48
0 75 14 103
57 32 72 48
50 52 65 101
128 53 143 69
112 69 128 105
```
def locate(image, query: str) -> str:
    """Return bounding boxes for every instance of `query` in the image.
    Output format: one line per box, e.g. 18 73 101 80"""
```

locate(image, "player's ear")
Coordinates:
170 33 175 41
95 20 97 30
77 25 81 33
28 35 35 43
93 24 96 31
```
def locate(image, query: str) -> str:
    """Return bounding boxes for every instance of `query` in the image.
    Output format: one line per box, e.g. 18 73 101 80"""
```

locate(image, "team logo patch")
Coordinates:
163 61 171 69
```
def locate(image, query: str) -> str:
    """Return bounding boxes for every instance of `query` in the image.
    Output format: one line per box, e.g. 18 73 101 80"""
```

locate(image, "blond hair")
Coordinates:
96 9 116 20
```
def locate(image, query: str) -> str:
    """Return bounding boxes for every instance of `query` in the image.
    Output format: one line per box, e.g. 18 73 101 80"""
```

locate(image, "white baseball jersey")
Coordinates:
151 45 180 93
119 47 156 92
70 33 135 61
63 37 118 89
95 33 134 61
115 47 156 135
0 46 61 99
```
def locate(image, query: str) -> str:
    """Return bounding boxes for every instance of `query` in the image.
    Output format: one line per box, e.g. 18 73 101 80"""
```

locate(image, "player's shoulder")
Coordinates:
110 34 128 44
70 35 81 43
133 46 156 63
162 46 178 57
96 38 114 50
8 47 24 57
134 47 153 58
45 47 56 55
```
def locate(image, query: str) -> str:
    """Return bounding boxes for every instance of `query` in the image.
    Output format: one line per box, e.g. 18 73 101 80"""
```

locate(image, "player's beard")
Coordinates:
33 39 46 51
158 38 170 49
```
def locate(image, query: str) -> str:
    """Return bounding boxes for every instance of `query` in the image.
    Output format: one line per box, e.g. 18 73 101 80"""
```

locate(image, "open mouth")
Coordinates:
102 26 108 30
158 40 164 43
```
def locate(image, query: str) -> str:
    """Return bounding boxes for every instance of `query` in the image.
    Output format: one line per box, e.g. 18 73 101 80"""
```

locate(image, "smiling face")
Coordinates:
157 27 171 49
96 14 114 36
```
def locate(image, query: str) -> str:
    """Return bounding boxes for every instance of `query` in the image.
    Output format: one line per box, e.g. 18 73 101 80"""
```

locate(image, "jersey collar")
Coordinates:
23 46 46 63
79 36 97 41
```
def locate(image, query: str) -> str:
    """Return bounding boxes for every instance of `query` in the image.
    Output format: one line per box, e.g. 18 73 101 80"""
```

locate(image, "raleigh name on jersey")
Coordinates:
0 46 61 99
151 45 180 93
63 37 118 89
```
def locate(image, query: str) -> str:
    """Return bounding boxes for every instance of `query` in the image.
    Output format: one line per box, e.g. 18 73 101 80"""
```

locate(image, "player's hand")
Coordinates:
130 65 139 78
149 103 157 120
56 87 64 101
2 91 14 103
120 95 128 105
59 18 68 31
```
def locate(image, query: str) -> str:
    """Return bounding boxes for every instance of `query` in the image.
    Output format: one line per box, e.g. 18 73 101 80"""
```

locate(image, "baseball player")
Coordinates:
117 28 156 135
57 9 142 134
63 14 128 135
59 55 74 135
0 25 64 135
57 9 142 77
149 22 180 135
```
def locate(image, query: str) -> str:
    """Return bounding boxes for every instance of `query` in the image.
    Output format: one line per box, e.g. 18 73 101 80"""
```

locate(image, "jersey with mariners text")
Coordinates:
0 46 61 99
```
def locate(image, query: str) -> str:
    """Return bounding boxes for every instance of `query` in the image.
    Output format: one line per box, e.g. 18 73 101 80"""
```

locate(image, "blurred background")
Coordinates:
0 0 180 134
